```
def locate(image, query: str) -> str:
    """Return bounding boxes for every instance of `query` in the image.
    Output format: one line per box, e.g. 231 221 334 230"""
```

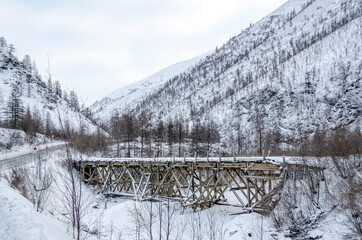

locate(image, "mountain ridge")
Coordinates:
0 38 102 135
93 0 361 151
90 51 211 118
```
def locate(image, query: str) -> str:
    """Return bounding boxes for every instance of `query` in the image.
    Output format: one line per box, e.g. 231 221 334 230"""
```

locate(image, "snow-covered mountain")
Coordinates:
92 0 361 145
90 51 210 119
0 39 100 134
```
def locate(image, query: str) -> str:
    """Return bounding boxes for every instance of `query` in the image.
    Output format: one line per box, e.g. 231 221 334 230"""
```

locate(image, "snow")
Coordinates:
0 143 359 239
90 51 211 119
0 180 72 240
97 199 291 240
0 0 361 238
0 127 64 161
0 142 64 161
307 209 352 240
91 0 362 151
0 50 102 135
80 156 301 166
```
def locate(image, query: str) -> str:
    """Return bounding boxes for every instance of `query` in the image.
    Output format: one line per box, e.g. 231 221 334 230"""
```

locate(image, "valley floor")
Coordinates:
0 141 359 240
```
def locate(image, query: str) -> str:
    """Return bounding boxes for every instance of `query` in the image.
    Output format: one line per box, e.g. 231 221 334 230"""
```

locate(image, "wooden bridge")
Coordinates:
74 157 295 212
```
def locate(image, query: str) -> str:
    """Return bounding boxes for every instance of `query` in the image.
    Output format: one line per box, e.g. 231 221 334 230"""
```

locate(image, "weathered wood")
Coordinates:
75 158 287 211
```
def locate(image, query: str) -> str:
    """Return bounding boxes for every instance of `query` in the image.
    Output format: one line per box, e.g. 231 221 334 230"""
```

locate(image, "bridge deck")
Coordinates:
79 156 286 164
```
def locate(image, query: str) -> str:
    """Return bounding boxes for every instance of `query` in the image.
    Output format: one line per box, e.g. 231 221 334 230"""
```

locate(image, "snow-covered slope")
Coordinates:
0 180 71 240
90 52 210 119
0 40 101 134
92 0 361 146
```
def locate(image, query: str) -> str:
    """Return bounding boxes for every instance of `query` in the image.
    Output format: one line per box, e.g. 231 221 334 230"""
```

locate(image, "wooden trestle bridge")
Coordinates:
74 157 293 212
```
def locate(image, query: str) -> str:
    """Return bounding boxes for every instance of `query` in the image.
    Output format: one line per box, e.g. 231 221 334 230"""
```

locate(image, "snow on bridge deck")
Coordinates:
77 156 292 165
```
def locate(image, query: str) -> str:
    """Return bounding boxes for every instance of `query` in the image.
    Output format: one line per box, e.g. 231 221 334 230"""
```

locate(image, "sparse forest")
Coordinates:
0 0 361 239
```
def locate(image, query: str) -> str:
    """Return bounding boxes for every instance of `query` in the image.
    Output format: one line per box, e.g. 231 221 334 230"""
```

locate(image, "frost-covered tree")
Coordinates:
0 37 7 49
54 80 62 98
32 60 39 78
8 44 15 56
6 83 24 129
22 55 32 73
63 90 68 102
69 90 79 111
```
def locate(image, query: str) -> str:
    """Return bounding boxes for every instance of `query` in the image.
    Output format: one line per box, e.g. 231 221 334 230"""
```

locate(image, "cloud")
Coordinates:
0 0 287 104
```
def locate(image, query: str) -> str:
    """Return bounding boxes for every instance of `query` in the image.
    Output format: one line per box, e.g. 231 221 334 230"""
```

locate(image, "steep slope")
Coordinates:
90 52 210 119
93 0 361 147
0 39 100 134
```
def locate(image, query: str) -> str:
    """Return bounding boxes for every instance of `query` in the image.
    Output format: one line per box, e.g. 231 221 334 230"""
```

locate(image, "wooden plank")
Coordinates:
76 158 291 211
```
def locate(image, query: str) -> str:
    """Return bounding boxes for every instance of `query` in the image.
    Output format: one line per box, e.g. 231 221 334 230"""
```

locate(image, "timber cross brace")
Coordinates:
74 158 287 212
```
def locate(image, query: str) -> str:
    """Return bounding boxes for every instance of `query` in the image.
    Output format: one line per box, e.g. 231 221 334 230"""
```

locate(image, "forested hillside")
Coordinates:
91 0 361 155
0 38 102 139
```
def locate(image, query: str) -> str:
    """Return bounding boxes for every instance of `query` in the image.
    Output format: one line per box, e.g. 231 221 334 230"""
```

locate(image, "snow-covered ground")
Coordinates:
0 143 359 240
0 180 71 240
91 0 362 151
0 127 64 160
0 45 102 135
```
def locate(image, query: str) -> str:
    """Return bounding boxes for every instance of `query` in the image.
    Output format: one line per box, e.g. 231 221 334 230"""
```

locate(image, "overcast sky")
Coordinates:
1 0 287 106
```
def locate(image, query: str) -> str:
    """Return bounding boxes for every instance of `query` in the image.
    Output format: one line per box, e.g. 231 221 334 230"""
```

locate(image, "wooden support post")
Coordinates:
191 163 195 203
77 158 287 211
247 178 251 207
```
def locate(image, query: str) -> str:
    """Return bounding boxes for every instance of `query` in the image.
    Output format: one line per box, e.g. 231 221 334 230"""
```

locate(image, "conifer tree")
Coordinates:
54 80 62 98
22 107 33 133
7 83 24 129
69 90 79 111
0 37 7 48
22 55 32 72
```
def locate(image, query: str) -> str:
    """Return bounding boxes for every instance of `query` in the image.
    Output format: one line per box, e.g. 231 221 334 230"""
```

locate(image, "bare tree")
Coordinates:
54 106 88 240
28 153 53 212
120 112 136 157
204 209 226 240
154 120 165 157
254 106 265 155
204 120 220 155
186 211 203 240
166 119 176 157
138 111 151 158
175 118 185 157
